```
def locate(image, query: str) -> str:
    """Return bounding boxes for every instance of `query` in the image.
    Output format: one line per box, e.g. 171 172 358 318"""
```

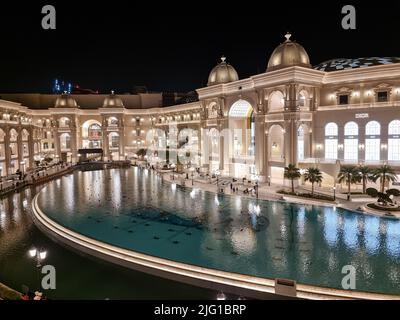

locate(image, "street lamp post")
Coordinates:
333 186 336 201
28 247 47 290
190 167 195 186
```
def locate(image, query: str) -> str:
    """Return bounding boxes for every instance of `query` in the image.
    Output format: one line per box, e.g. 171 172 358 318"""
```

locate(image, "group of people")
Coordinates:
21 291 47 301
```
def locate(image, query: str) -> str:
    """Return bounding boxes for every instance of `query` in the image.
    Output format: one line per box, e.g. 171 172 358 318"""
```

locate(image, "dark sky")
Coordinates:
0 1 399 94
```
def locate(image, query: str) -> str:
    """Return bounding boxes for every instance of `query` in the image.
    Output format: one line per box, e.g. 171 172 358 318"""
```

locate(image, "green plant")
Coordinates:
304 167 323 197
377 192 392 205
284 164 301 194
337 166 360 197
371 165 397 193
386 188 400 197
358 165 373 194
366 187 379 198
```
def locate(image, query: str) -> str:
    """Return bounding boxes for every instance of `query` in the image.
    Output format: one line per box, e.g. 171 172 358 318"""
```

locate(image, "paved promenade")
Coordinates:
160 171 400 219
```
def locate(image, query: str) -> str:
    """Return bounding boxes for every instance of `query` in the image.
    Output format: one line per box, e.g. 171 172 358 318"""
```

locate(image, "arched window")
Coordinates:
365 121 381 161
325 123 338 160
9 129 18 142
388 120 400 161
82 120 102 149
109 132 120 149
59 117 70 128
88 124 102 140
108 117 119 126
299 90 309 110
229 100 252 118
269 91 285 112
344 122 358 161
21 129 29 142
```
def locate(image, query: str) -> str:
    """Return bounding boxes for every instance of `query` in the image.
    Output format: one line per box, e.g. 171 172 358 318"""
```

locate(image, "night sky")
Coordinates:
0 1 399 94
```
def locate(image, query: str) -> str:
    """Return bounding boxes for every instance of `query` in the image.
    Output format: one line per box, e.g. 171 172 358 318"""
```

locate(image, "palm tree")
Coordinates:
284 164 301 194
304 167 323 197
358 165 373 194
372 165 397 193
337 166 361 199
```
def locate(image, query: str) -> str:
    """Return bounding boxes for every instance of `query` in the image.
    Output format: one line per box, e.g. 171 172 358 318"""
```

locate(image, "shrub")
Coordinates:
387 189 400 197
366 188 378 198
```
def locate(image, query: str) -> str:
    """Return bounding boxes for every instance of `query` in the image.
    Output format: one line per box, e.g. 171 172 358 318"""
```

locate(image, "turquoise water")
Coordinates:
37 168 400 295
0 187 215 299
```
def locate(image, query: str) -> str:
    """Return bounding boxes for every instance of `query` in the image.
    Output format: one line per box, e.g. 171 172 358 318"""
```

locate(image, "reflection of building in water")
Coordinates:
0 33 400 186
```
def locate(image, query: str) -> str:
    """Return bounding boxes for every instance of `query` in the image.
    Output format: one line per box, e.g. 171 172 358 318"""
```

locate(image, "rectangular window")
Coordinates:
339 94 349 105
344 139 358 161
388 139 400 161
377 91 388 102
365 139 380 161
325 139 338 160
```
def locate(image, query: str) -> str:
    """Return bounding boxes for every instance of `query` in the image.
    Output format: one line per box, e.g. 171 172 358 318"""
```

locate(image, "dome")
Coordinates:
267 33 311 72
54 93 78 108
207 56 239 86
103 91 124 108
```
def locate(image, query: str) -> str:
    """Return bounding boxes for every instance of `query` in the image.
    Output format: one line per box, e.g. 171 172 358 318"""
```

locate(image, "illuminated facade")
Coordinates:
0 33 400 186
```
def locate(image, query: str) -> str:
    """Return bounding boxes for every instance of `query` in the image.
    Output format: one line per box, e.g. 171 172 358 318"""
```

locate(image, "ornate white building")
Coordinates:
1 33 400 186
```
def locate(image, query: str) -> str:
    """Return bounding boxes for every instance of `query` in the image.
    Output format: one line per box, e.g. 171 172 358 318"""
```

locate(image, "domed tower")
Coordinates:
267 33 311 72
103 91 124 108
207 56 239 86
54 92 78 108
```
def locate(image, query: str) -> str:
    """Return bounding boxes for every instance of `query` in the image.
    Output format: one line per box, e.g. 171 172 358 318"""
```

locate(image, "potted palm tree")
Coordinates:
284 164 301 194
358 165 373 194
372 165 397 193
337 166 360 200
304 167 323 197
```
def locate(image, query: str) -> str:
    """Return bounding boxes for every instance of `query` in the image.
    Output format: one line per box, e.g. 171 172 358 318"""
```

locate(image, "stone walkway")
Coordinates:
160 171 400 219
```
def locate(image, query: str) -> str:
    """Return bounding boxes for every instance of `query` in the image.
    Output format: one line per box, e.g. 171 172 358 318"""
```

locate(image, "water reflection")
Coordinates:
34 168 400 295
0 184 214 299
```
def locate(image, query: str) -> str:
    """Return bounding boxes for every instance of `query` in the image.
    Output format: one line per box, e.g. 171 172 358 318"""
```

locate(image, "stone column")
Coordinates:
255 90 267 181
17 128 23 172
4 126 10 176
119 116 125 159
285 83 299 112
52 125 61 160
283 115 298 166
102 117 109 161
28 127 35 169
70 117 78 164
